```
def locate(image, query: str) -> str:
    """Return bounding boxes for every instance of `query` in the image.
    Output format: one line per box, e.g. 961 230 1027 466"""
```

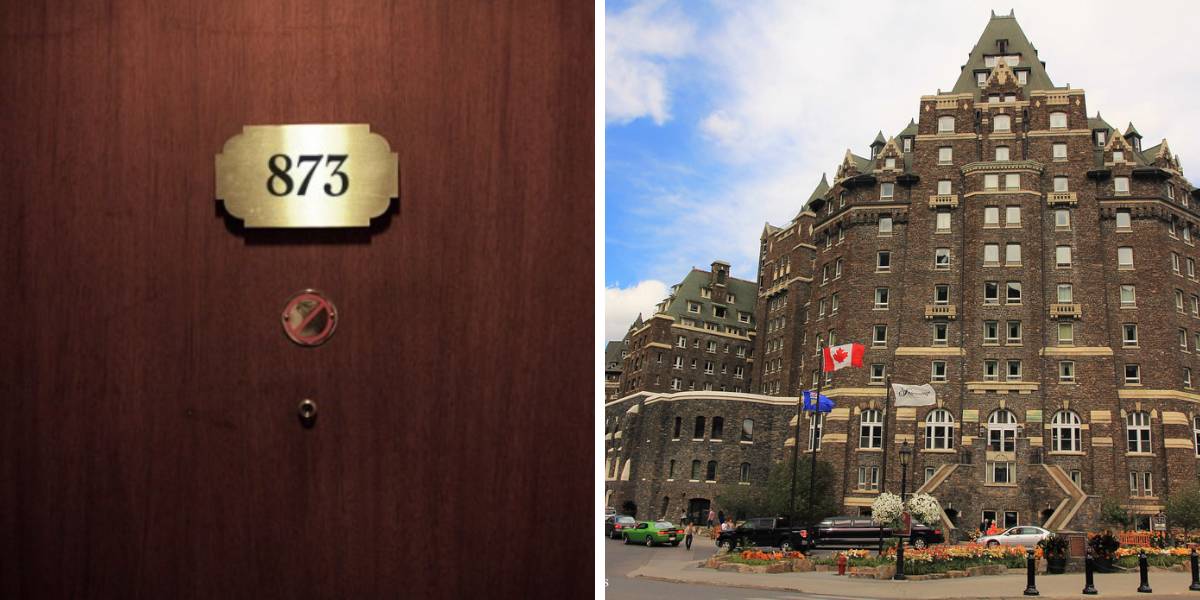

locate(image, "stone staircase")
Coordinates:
1040 464 1087 531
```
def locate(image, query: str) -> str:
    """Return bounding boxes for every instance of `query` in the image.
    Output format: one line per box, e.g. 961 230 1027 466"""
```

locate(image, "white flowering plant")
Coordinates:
870 492 903 528
905 493 942 527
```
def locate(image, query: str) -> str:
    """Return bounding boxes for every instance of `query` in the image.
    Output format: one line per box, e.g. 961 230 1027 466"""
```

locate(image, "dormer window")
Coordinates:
976 72 987 87
1095 130 1107 146
1016 70 1027 85
903 137 912 152
1050 112 1067 129
993 115 1011 132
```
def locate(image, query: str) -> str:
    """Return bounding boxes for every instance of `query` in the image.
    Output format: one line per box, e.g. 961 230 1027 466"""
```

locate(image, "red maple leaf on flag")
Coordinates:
832 347 848 362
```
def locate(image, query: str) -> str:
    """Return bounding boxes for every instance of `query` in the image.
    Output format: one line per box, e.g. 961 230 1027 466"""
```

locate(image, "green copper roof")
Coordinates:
806 173 830 204
872 131 886 146
951 11 1055 95
605 341 625 368
661 268 758 332
898 119 918 138
1088 112 1113 132
1125 122 1142 138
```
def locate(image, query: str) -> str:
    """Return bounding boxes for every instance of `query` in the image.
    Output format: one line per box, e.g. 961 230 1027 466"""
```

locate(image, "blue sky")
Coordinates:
604 0 1200 342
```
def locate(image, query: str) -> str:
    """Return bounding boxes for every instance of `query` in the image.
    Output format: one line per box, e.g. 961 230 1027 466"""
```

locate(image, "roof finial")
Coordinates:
990 9 996 17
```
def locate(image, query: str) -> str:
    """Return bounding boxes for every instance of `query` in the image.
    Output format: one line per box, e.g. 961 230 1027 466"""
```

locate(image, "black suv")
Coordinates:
716 517 809 552
805 516 944 549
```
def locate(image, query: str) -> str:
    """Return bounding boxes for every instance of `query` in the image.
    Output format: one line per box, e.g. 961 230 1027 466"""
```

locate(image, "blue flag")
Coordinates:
802 390 834 412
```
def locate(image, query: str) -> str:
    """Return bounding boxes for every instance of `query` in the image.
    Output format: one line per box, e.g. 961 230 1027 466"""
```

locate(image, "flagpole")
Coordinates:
807 364 825 522
787 374 805 523
881 374 892 493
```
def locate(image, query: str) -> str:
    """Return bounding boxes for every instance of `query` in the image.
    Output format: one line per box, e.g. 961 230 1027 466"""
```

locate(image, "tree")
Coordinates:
716 485 767 521
762 457 838 524
1100 496 1133 530
1166 483 1200 535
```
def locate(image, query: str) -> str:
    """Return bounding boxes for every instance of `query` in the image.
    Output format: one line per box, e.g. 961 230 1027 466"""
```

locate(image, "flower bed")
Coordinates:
809 544 1037 577
725 550 806 566
1115 546 1191 569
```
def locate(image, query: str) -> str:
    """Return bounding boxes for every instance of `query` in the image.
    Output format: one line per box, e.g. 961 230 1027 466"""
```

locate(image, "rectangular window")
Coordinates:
1144 472 1153 497
873 324 887 346
984 243 1000 265
1096 130 1106 146
1121 285 1136 307
934 284 950 304
984 174 999 190
1057 284 1073 302
984 206 999 226
1179 289 1186 312
1184 328 1191 350
1007 320 1022 344
935 248 951 269
1186 368 1193 388
1056 245 1072 268
857 466 880 491
1006 281 1022 304
885 157 896 169
1055 209 1071 229
931 361 947 382
1004 173 1020 190
903 138 912 152
831 293 839 314
1050 112 1067 128
1113 150 1125 162
995 146 1010 161
877 251 891 272
938 146 953 164
880 183 894 200
1123 324 1138 346
870 364 886 384
1059 360 1075 382
936 212 951 232
677 336 687 348
937 179 952 195
1115 177 1130 195
1058 322 1074 345
993 115 1011 132
1125 364 1141 384
1168 184 1177 200
1007 360 1022 381
1005 243 1021 265
1192 295 1199 317
875 287 889 309
1173 253 1181 273
984 281 999 304
1017 70 1027 85
1130 472 1139 494
984 359 999 381
1053 143 1067 160
1005 205 1021 226
988 461 1014 484
1115 210 1131 229
878 216 893 234
983 321 999 343
1054 176 1069 192
939 116 955 133
933 321 948 345
1118 247 1133 269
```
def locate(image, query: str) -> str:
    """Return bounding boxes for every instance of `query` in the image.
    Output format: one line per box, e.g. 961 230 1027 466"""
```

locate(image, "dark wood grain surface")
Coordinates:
0 2 594 597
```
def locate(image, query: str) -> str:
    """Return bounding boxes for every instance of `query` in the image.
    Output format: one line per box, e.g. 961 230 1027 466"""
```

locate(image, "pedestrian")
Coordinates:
987 521 999 535
684 522 694 550
718 510 725 525
707 508 715 528
979 519 988 536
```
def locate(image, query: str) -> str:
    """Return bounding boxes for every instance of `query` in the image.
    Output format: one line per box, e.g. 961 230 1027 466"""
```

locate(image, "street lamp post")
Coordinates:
894 441 912 581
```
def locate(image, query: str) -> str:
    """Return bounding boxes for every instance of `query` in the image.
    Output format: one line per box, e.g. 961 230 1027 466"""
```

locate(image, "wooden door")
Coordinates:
0 2 593 598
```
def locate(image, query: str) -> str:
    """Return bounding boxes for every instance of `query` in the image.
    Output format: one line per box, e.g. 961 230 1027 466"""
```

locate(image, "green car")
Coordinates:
622 521 683 547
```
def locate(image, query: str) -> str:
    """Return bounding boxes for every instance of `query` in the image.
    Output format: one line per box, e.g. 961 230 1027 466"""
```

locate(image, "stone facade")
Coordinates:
607 13 1200 534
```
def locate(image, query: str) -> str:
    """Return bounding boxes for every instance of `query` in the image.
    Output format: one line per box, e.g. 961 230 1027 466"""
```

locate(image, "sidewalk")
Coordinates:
630 543 1200 599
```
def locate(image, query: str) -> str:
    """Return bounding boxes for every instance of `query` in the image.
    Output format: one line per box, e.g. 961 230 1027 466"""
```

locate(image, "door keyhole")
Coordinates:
298 399 317 428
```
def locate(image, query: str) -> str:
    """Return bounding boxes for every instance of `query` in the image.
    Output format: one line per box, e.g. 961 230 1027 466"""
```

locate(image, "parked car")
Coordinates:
605 515 637 539
716 517 809 552
622 521 683 546
977 526 1053 548
805 516 945 549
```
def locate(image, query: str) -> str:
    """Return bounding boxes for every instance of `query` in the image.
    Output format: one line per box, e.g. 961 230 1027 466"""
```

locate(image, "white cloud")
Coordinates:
610 1 1200 282
603 280 669 342
605 1 694 125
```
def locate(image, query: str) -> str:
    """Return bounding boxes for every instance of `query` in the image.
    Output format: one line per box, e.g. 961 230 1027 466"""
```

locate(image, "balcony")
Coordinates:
928 194 959 209
1049 303 1081 319
1046 191 1078 206
924 304 957 320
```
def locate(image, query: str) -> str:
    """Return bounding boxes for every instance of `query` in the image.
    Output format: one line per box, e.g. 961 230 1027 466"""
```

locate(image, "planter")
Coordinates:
791 558 814 572
1047 557 1067 574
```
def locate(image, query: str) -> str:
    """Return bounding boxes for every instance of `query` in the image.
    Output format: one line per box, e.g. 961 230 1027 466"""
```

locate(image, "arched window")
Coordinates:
705 460 718 482
938 115 955 133
712 416 725 440
694 416 705 439
691 460 701 481
668 459 676 480
808 413 825 451
741 419 754 442
1126 411 1151 453
859 409 883 448
673 416 682 439
1051 411 1081 452
988 409 1017 452
993 114 1011 132
739 462 751 483
925 409 955 449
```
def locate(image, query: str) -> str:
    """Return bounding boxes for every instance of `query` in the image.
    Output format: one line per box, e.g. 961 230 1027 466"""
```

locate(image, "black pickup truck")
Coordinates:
804 516 945 549
716 517 810 552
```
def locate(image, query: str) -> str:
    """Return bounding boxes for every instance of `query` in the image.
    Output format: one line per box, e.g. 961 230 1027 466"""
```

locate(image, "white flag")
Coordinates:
892 383 936 407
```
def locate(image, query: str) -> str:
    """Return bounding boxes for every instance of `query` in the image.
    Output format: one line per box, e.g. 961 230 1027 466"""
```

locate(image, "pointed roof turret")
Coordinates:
1088 112 1113 132
806 173 830 205
870 130 886 153
1124 122 1142 140
951 11 1055 95
898 119 918 139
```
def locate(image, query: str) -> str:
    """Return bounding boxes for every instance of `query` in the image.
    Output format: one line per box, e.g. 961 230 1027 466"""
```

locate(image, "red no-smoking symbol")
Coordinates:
281 290 338 346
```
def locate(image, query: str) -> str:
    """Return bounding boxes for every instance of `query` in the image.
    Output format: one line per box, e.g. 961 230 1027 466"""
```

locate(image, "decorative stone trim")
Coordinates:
966 381 1039 394
1046 191 1078 206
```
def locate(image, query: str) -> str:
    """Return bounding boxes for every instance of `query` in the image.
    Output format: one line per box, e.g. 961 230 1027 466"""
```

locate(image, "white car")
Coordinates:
978 526 1053 547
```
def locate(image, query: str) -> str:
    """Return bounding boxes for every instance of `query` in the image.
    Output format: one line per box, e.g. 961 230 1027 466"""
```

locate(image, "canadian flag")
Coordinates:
823 343 865 372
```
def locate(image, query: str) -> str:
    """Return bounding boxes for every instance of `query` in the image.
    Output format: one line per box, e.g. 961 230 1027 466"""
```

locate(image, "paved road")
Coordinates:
602 534 853 600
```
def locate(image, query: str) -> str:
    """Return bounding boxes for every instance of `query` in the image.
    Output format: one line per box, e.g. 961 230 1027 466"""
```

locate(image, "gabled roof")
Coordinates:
951 11 1055 95
1088 112 1113 132
605 341 624 368
659 269 758 329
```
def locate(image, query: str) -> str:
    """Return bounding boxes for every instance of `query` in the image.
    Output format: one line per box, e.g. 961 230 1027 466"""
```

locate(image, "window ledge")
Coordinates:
1049 451 1086 456
704 480 716 483
922 449 957 454
985 483 1019 488
1125 453 1155 458
738 482 751 486
740 441 753 445
856 447 884 453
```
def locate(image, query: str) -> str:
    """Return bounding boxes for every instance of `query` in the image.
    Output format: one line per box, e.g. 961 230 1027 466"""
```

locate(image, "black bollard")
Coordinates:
1191 548 1200 591
1137 549 1152 593
894 537 907 580
1082 548 1097 595
1024 547 1039 596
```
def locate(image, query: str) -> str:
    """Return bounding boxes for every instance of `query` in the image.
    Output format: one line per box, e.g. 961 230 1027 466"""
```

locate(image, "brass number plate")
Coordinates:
216 124 398 228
